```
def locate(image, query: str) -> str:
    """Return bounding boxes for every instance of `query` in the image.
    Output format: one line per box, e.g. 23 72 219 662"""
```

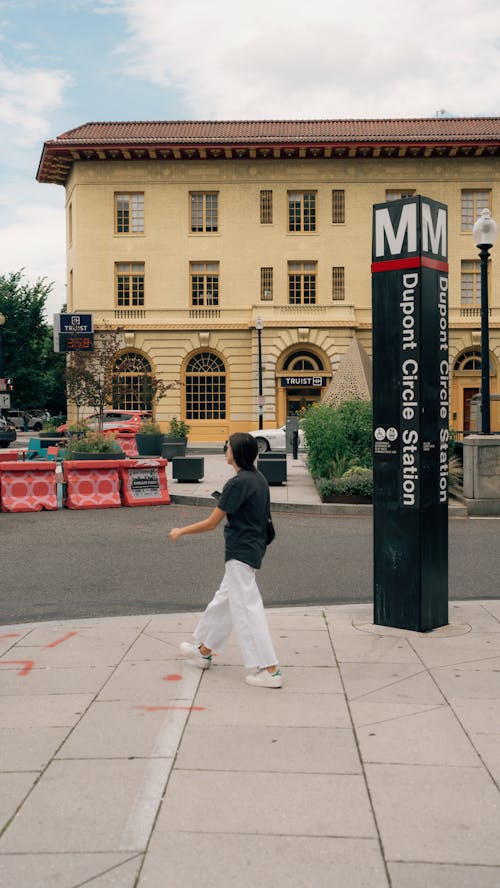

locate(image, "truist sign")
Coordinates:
372 196 448 631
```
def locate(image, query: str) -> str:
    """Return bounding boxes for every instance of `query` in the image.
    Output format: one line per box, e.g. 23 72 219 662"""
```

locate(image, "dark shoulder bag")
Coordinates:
266 514 276 545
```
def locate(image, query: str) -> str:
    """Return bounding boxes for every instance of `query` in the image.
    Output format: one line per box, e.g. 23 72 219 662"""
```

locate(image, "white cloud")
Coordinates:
0 56 70 146
112 0 500 118
0 191 67 320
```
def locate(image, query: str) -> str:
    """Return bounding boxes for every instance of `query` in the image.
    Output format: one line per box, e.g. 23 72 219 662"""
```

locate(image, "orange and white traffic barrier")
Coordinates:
119 458 170 506
63 459 123 510
115 433 139 458
0 461 58 512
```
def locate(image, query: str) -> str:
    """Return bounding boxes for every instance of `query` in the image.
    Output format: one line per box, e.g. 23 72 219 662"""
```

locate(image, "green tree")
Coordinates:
0 271 66 413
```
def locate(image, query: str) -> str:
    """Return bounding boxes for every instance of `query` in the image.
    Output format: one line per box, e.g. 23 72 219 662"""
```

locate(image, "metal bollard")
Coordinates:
292 429 299 459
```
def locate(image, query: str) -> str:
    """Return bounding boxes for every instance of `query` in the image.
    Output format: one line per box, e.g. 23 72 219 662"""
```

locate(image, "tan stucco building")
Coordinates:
37 118 500 440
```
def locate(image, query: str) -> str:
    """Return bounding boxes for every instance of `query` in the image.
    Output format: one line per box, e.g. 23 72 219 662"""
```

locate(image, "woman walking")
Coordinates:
169 432 282 688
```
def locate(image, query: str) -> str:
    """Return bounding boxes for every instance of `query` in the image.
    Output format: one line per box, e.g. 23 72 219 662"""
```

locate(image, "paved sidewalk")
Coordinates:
1 601 500 887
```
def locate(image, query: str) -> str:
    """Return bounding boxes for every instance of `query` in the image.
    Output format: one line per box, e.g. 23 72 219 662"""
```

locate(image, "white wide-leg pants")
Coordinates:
194 559 278 669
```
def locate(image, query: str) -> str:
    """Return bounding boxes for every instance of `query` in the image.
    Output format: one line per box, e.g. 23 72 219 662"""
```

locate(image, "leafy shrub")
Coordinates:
301 400 372 479
138 418 162 434
71 432 122 453
317 469 373 498
166 417 190 438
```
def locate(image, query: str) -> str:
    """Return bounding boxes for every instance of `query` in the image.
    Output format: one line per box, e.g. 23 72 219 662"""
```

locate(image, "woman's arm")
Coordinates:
169 506 226 542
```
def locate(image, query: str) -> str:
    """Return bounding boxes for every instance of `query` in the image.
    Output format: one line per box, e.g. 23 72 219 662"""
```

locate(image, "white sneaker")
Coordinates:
179 641 212 669
246 668 283 688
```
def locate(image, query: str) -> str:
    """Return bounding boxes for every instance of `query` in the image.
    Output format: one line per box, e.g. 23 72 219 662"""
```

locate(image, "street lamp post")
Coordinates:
472 208 498 434
0 312 5 379
255 317 263 430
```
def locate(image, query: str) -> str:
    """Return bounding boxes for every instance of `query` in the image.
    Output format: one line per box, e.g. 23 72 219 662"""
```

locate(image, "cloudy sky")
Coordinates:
1 0 500 319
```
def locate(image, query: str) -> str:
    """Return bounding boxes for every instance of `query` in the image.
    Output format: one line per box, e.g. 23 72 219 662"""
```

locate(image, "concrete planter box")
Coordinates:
172 456 204 482
258 453 287 485
136 433 165 456
162 438 188 459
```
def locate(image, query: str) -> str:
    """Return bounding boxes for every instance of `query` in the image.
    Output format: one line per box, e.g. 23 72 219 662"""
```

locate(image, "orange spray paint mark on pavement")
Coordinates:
0 634 20 639
163 674 182 682
0 660 35 676
43 631 77 649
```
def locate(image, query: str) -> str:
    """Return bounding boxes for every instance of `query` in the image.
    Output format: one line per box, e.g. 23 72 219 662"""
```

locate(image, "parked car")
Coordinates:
248 424 305 453
57 410 151 435
0 415 17 448
6 410 44 432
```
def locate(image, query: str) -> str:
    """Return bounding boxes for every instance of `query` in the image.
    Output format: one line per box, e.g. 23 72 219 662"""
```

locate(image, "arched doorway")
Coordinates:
183 350 229 440
112 352 153 410
452 348 497 433
276 349 330 424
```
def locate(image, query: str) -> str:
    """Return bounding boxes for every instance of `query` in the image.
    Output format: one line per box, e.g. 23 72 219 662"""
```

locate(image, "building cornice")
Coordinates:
37 118 500 185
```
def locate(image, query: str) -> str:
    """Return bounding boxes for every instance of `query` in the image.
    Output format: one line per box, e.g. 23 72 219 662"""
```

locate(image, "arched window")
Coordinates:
185 352 226 420
454 349 482 372
112 352 153 410
283 350 324 372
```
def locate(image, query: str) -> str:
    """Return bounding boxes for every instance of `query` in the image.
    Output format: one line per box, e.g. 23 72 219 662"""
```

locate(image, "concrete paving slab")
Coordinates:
452 699 500 734
0 693 93 727
349 701 445 729
203 630 336 667
176 723 361 774
366 763 500 864
388 862 500 887
447 603 500 632
95 658 200 703
431 665 500 700
332 634 421 664
0 726 69 771
0 772 38 831
201 663 344 694
0 853 141 888
409 633 500 667
469 733 500 784
57 701 191 759
1 758 172 853
482 601 500 620
0 663 114 695
356 705 482 766
139 833 388 888
339 662 445 704
193 689 351 727
158 770 377 837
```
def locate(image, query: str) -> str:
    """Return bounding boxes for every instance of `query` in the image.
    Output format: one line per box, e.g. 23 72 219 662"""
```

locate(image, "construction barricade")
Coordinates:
115 432 139 458
0 450 22 462
0 461 58 512
63 459 123 510
119 458 170 506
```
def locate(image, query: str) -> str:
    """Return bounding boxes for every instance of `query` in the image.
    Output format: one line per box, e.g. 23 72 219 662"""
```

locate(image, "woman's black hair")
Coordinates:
228 432 258 470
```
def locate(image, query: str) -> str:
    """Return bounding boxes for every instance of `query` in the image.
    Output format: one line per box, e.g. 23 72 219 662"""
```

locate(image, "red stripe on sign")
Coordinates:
372 256 448 273
421 256 449 272
371 257 421 273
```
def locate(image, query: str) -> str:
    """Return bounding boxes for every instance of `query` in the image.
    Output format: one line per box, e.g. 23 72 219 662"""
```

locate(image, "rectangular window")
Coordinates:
332 190 345 224
260 267 273 300
385 189 416 201
260 190 273 224
190 192 218 232
461 190 491 232
461 260 481 306
288 191 316 232
190 262 219 306
332 266 345 301
115 193 144 234
115 262 145 306
288 261 317 304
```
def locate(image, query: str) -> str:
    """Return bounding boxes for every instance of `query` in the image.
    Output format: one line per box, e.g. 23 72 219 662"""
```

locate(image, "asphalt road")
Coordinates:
0 504 498 625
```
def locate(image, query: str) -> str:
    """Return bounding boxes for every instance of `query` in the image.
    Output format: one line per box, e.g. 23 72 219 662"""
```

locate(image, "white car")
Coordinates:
248 425 305 453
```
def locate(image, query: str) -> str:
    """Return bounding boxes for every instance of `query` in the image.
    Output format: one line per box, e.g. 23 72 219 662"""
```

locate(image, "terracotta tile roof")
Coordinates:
56 117 500 144
37 118 500 185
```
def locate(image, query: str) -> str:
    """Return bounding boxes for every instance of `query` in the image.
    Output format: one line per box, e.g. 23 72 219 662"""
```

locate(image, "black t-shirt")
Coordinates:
218 468 270 569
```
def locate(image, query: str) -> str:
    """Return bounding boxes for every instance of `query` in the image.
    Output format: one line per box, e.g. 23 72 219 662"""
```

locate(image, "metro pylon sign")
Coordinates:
372 196 449 632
